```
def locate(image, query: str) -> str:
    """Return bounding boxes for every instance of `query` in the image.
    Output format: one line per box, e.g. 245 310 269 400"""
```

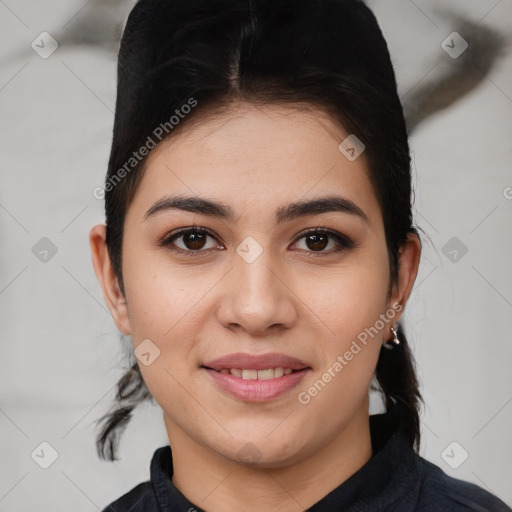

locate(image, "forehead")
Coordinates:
127 102 382 228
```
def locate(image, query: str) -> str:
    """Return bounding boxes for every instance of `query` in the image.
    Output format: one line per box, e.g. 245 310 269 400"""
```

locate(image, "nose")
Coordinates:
216 246 298 335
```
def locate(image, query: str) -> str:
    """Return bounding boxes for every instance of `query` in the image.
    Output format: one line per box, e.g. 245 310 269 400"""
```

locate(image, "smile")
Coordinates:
201 352 311 401
212 367 296 380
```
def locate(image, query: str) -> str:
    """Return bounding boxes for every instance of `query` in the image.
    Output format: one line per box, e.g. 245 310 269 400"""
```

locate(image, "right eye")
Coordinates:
159 226 224 255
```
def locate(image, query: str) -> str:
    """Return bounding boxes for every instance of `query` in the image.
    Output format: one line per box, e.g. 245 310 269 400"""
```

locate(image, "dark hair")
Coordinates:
96 0 423 461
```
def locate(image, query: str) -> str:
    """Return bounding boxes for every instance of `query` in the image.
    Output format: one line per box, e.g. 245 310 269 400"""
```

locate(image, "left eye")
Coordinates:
292 229 354 253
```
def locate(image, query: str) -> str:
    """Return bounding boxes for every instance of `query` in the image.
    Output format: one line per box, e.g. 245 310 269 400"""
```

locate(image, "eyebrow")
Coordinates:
144 194 369 225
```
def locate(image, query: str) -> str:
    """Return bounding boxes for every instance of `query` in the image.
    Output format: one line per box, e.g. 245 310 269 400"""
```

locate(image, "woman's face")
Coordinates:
98 102 412 467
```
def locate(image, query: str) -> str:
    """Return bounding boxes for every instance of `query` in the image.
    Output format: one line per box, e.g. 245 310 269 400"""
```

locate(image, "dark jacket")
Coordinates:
102 411 511 511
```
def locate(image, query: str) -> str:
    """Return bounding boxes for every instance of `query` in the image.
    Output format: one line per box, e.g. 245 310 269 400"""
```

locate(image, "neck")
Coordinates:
165 408 373 512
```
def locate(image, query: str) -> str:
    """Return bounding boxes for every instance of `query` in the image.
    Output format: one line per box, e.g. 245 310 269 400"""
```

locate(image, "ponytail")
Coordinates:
374 323 423 452
95 361 152 461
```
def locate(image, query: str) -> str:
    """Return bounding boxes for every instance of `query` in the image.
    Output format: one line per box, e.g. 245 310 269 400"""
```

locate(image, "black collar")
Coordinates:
150 410 422 511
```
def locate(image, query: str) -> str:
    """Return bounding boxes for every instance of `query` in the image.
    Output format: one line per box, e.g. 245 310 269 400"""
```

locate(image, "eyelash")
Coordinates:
158 225 356 258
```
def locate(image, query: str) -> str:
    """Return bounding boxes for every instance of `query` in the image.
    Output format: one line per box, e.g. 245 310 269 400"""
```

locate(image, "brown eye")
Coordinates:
293 228 355 255
304 233 329 251
182 231 208 250
160 227 221 254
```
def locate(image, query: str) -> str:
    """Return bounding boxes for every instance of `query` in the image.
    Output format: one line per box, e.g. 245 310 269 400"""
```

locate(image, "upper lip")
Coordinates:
202 352 310 371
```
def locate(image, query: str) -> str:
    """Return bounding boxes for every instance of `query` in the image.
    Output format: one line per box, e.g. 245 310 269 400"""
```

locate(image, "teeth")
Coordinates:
241 369 258 380
258 369 274 380
218 367 296 380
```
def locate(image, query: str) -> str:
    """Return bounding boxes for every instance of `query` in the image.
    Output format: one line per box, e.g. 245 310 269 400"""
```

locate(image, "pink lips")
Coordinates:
202 352 311 402
203 352 309 371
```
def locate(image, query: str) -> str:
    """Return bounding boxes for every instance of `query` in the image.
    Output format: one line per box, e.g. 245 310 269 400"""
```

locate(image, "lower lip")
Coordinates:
204 368 310 402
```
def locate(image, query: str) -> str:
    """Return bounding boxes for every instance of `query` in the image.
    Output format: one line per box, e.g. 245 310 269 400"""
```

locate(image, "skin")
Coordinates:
90 101 421 512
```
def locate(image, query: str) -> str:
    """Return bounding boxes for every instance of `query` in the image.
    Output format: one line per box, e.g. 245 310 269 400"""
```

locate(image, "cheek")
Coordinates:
294 247 390 405
296 264 389 420
121 249 221 392
123 249 216 338
297 255 390 341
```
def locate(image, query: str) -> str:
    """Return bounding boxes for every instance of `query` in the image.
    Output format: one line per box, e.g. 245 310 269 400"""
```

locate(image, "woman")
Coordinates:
89 0 511 510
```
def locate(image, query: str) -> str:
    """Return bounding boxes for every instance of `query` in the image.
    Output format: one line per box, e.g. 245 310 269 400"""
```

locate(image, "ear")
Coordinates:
89 224 132 335
387 232 421 328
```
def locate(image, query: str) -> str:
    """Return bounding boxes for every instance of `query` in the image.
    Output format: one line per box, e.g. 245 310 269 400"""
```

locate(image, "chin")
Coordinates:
211 432 310 468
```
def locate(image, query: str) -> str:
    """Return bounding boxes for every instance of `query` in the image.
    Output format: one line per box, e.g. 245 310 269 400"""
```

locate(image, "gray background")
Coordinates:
0 0 511 510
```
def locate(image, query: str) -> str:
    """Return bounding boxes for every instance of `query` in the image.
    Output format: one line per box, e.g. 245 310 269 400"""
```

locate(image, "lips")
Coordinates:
202 352 310 372
201 352 311 402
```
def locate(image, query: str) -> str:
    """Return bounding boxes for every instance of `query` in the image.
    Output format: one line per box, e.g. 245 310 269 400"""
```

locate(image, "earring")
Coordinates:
382 325 400 350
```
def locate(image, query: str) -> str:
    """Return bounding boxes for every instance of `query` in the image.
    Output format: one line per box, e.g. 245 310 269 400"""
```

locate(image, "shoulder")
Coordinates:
101 480 158 512
415 456 511 511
